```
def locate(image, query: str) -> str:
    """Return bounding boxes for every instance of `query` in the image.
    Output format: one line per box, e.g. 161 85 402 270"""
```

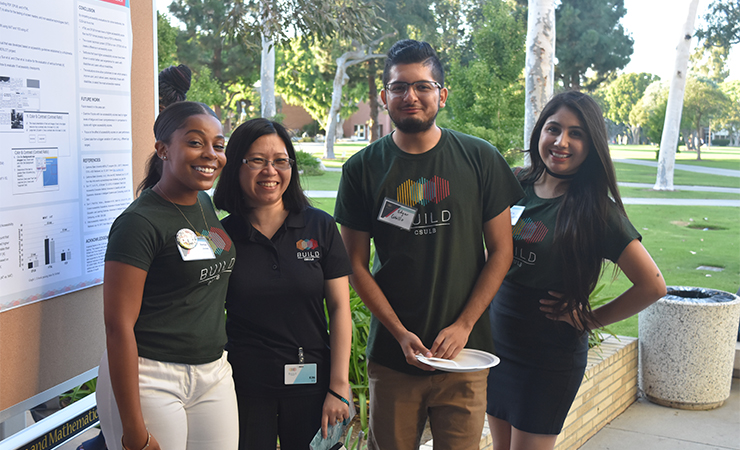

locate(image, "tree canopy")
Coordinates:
440 0 526 161
168 0 260 130
695 0 740 49
555 0 633 91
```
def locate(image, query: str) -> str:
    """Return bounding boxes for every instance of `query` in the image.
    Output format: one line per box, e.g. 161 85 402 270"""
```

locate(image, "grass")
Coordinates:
614 162 740 188
299 148 739 339
598 205 740 337
618 187 739 200
610 144 740 167
300 171 342 191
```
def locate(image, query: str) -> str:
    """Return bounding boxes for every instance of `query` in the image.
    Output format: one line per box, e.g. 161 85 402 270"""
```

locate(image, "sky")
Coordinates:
621 0 739 81
156 0 739 81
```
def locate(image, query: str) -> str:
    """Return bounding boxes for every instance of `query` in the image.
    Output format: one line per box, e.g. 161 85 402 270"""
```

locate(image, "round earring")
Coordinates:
161 155 168 160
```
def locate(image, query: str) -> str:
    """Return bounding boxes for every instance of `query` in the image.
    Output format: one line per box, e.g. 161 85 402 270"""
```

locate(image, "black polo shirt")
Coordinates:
221 207 352 396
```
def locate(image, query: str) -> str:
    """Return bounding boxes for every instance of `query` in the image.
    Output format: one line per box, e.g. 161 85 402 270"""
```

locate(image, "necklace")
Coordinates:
154 185 213 246
544 165 577 180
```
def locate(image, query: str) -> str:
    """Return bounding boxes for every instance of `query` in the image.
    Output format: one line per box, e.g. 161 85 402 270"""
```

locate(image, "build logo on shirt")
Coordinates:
512 218 548 268
396 176 451 236
203 226 232 255
296 238 320 261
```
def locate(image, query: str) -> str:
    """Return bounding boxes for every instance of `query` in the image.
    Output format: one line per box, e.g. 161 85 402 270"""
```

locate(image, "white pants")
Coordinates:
97 350 239 450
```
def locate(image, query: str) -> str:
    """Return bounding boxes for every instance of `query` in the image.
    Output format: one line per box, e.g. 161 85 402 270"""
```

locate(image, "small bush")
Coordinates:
295 150 323 176
711 138 730 146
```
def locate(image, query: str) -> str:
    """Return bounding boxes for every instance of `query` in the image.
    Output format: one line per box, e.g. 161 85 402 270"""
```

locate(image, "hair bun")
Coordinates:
161 64 192 94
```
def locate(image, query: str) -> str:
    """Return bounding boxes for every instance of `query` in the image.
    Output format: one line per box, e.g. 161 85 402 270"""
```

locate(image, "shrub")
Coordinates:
294 150 323 176
711 138 730 146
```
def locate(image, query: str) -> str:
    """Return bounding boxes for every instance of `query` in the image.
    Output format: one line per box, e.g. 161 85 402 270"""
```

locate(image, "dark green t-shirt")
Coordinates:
335 129 524 375
507 183 641 291
105 190 236 365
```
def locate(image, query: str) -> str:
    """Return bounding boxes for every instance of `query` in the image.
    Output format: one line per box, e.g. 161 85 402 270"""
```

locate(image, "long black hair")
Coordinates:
213 118 310 217
520 91 625 330
138 101 219 194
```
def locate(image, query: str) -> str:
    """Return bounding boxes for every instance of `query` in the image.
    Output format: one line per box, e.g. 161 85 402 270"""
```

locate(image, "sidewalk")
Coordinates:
579 377 740 449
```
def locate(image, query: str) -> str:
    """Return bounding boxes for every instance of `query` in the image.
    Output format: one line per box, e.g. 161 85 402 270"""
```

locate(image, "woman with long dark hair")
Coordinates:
213 118 352 450
486 91 666 450
97 101 238 450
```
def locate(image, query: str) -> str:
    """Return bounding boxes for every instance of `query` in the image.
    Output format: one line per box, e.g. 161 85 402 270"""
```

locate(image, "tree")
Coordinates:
224 0 382 118
655 0 701 191
524 0 555 161
187 66 227 108
682 76 729 160
324 35 391 159
157 12 179 71
690 45 731 83
555 0 633 91
695 0 740 50
629 80 670 145
441 0 527 161
602 73 659 144
169 0 260 132
718 80 740 146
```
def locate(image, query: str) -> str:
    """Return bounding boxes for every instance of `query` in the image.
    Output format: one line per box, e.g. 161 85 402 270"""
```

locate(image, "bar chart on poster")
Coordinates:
0 0 134 311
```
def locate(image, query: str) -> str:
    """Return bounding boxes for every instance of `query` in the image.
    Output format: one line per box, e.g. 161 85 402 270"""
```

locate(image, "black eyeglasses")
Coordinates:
385 80 442 96
242 157 294 171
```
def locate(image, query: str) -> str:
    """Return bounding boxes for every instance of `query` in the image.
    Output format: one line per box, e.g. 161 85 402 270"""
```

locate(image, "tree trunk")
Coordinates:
655 0 700 191
324 58 349 160
324 34 391 159
260 32 276 119
368 59 379 143
524 0 555 167
695 121 703 160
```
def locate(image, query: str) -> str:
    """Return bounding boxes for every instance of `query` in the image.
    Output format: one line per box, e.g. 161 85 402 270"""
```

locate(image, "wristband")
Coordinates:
327 388 350 408
122 431 151 450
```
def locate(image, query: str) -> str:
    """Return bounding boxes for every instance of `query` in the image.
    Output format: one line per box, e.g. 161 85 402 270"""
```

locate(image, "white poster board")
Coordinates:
0 0 133 311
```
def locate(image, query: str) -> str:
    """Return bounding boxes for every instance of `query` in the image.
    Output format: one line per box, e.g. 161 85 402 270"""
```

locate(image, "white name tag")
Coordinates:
177 236 216 261
510 205 525 226
285 363 317 385
377 197 417 231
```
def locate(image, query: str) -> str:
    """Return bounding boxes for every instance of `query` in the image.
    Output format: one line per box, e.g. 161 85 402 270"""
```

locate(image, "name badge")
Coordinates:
510 205 525 226
285 363 317 385
377 197 417 231
177 236 216 261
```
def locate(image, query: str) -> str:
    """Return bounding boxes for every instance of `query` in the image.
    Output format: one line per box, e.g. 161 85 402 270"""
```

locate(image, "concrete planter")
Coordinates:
639 286 740 410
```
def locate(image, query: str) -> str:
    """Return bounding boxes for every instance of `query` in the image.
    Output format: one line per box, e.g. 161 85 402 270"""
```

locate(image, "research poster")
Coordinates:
0 0 133 311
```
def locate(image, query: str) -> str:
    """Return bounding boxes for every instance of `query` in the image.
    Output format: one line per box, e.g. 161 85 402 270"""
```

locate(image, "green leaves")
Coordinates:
695 0 740 50
555 0 634 90
441 0 526 158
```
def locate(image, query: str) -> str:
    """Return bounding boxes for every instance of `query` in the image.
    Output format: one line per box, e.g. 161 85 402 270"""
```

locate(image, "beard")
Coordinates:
387 109 439 134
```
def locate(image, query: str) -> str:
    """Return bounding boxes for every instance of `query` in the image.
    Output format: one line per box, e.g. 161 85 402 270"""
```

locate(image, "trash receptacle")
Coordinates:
639 286 740 410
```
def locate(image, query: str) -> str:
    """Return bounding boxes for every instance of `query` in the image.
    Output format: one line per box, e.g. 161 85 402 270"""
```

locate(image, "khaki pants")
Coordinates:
367 360 488 450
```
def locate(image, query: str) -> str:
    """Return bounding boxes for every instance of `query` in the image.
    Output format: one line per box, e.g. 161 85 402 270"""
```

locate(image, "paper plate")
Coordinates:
415 349 500 373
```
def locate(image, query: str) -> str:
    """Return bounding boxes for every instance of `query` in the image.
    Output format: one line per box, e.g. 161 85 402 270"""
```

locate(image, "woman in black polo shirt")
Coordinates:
213 118 352 450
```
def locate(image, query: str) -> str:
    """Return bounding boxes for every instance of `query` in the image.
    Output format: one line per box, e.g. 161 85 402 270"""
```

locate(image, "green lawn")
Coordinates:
298 148 740 338
599 205 740 337
299 171 342 191
614 162 740 188
610 145 740 168
619 187 739 200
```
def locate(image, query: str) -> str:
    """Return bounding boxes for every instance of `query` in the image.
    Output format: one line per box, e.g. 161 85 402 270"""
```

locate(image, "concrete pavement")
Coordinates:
579 378 740 450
